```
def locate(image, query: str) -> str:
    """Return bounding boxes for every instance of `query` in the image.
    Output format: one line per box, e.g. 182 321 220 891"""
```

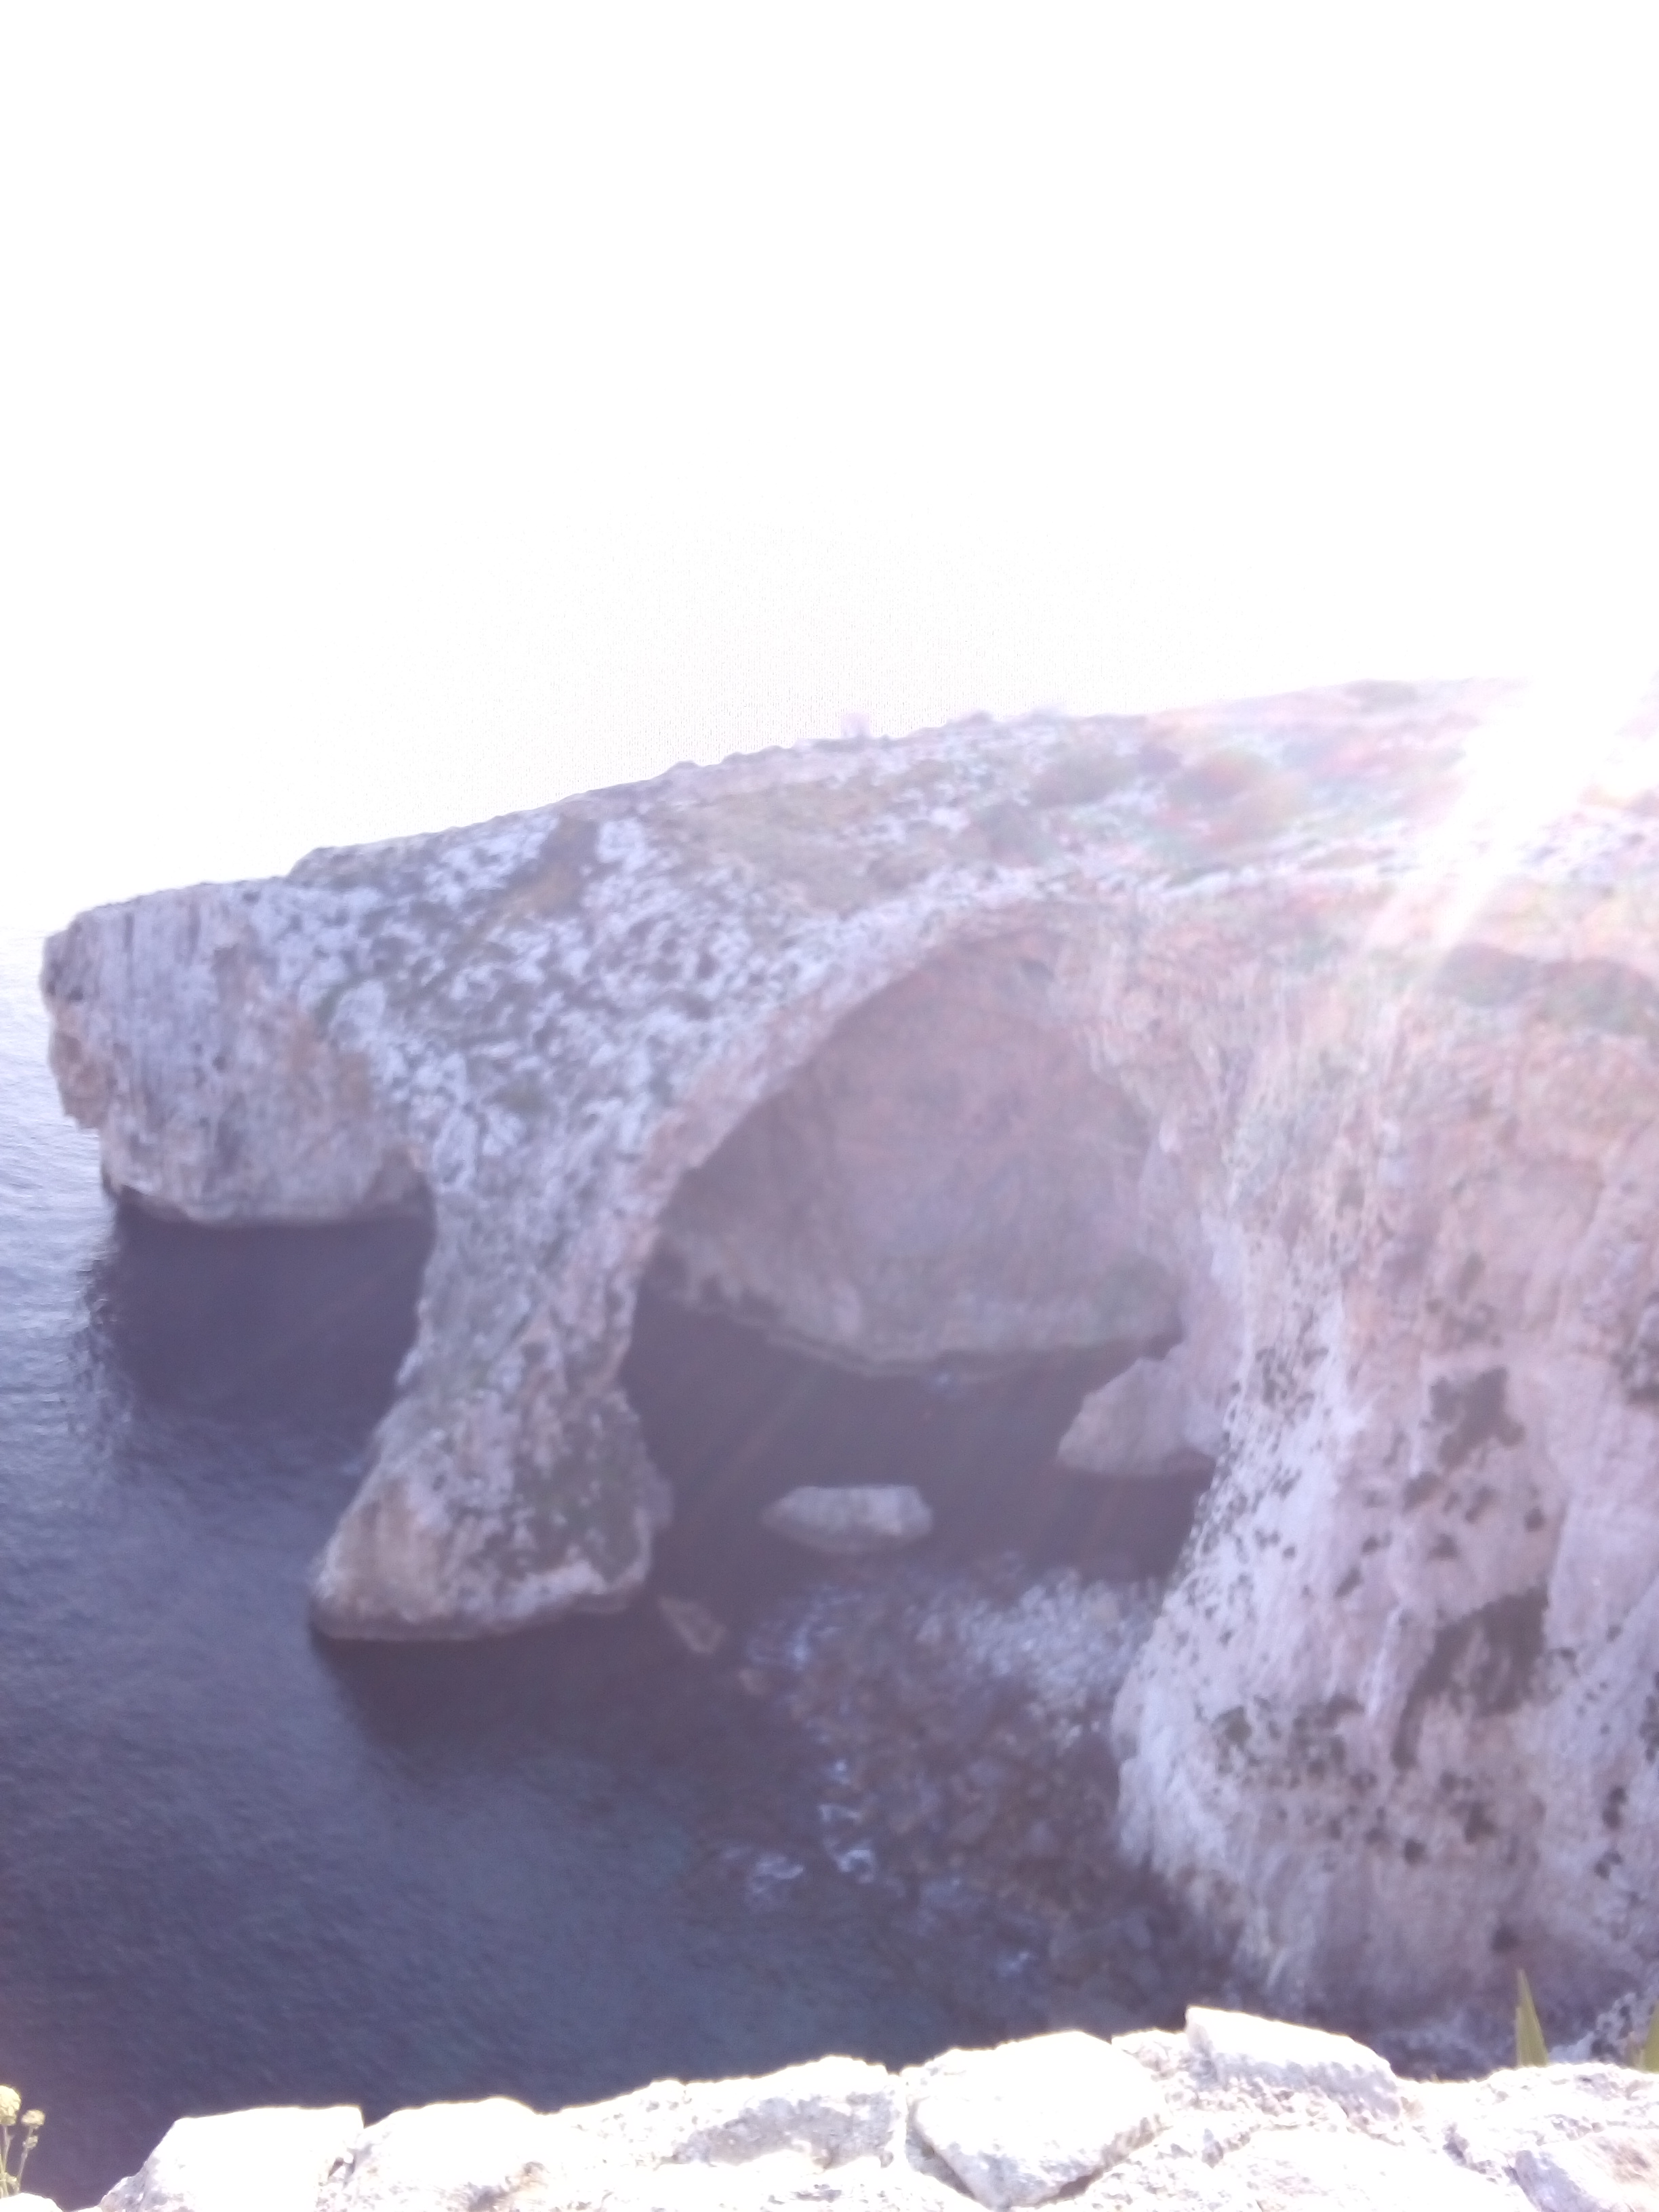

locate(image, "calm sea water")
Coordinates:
0 937 981 2209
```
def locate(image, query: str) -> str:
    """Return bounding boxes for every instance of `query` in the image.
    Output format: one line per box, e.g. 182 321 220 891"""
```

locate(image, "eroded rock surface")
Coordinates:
1057 1348 1224 1483
99 2105 362 2212
41 674 1659 2030
68 2015 1659 2212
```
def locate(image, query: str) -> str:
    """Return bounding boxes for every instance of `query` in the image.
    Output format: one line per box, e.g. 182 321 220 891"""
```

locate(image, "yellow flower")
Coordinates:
0 2089 20 2126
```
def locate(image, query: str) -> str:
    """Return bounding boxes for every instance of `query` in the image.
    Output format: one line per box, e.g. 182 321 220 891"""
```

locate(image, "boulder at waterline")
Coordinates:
762 1485 935 1555
909 2031 1166 2207
98 2104 361 2212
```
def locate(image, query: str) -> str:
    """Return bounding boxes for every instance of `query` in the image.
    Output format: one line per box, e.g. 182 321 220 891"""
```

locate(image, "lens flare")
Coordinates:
1369 653 1659 955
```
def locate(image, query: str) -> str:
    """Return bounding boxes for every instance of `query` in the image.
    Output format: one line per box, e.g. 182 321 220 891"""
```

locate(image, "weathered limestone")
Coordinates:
1182 2009 1399 2123
66 2014 1659 2212
98 2106 361 2212
41 674 1659 2030
761 1484 935 1555
909 2032 1166 2207
1056 1347 1225 1481
1408 2059 1659 2211
656 1593 729 1654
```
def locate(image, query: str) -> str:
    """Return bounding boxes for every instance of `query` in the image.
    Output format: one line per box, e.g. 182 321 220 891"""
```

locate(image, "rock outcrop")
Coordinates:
41 674 1659 2032
1056 1349 1224 1483
64 2013 1659 2212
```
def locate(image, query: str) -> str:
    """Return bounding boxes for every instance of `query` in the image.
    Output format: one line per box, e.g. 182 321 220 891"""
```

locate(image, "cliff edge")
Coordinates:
68 2011 1659 2212
41 676 1659 2028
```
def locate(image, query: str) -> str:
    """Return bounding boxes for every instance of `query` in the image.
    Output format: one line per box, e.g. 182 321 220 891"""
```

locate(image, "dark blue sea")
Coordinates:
0 935 989 2209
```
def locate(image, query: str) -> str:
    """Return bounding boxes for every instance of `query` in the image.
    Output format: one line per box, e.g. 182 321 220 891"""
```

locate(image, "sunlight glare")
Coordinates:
1369 647 1659 956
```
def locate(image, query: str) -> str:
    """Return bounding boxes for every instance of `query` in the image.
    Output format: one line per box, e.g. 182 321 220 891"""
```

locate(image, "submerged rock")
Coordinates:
1056 1349 1223 1483
656 1593 729 1655
762 1486 935 1555
41 672 1659 2030
1183 2007 1401 2123
76 2013 1659 2212
744 1558 1188 2034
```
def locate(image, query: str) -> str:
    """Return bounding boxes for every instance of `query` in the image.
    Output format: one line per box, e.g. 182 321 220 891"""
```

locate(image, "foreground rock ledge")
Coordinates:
41 675 1659 2025
53 2012 1659 2212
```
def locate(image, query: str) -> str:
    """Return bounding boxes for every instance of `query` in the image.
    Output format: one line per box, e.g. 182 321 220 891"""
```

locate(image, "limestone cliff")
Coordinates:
41 676 1659 2032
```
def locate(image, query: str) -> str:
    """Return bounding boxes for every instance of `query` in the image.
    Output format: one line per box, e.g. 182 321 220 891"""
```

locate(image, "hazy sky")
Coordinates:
3 5 1656 935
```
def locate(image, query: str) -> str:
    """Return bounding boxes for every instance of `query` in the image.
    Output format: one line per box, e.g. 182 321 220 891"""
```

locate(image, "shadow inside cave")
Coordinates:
620 1282 1215 1626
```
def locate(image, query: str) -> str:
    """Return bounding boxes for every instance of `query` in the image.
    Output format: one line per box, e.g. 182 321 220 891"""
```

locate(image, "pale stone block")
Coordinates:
99 2106 362 2212
1185 2008 1401 2122
1516 2130 1659 2212
910 2030 1166 2207
1221 2129 1525 2212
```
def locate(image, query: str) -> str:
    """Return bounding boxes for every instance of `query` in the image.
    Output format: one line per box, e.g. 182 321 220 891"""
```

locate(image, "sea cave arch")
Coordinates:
619 922 1225 1611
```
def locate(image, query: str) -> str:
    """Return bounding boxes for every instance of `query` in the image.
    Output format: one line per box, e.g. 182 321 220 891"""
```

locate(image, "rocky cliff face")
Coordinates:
41 676 1659 2034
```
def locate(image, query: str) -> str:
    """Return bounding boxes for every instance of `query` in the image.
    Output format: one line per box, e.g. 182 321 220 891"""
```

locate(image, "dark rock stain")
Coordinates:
1429 1368 1523 1473
1391 1587 1547 1770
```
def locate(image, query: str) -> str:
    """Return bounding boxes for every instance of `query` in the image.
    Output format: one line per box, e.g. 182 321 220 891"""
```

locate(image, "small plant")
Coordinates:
1515 1970 1550 2065
1515 1971 1659 2070
0 2087 44 2197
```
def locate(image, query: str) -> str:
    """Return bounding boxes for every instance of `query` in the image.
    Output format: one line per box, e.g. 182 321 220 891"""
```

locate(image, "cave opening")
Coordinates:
617 928 1218 1628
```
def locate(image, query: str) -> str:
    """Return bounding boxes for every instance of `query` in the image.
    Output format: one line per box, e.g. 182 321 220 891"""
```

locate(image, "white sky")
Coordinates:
3 3 1656 937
